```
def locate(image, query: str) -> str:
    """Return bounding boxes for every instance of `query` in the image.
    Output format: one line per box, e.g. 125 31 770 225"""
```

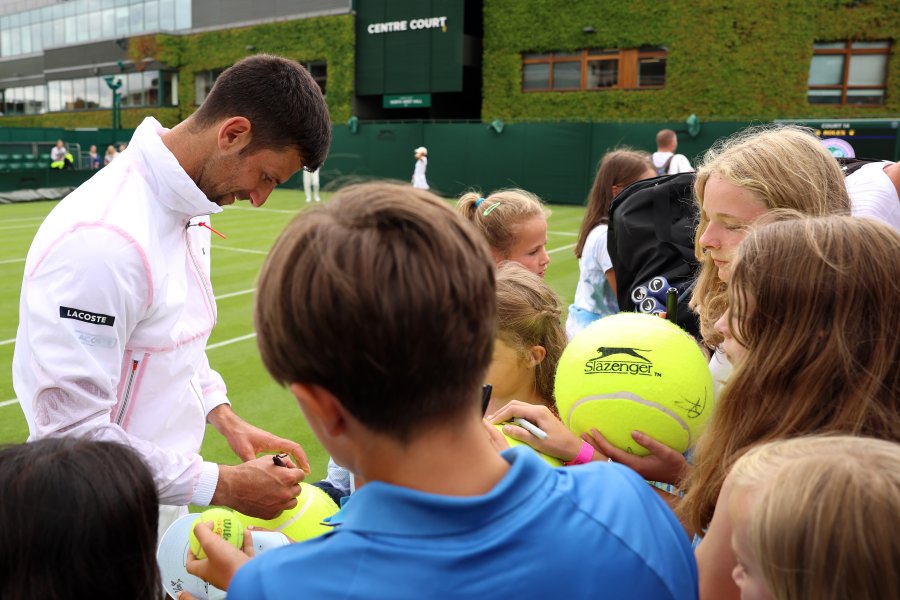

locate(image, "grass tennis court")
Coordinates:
0 188 585 481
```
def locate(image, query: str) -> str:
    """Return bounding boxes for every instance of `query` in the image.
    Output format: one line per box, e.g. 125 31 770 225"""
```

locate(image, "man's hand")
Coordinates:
207 404 310 473
212 455 306 519
184 519 254 592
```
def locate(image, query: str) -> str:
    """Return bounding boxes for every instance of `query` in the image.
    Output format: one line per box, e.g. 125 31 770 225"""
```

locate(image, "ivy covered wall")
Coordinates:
148 14 355 126
482 0 899 121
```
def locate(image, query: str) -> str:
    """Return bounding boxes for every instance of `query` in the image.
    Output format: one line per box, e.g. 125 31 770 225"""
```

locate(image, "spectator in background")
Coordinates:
412 146 429 190
118 142 127 153
653 129 694 175
104 144 117 165
88 144 101 169
303 167 321 203
50 139 74 170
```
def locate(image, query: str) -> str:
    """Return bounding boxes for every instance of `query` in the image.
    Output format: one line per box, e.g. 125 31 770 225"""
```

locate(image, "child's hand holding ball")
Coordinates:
186 508 254 591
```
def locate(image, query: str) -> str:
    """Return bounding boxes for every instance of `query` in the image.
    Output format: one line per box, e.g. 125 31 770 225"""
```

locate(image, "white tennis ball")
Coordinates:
554 313 713 456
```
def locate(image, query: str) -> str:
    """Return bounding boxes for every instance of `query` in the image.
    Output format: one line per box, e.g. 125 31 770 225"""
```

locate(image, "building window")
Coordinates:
194 69 225 105
303 61 327 96
522 47 667 92
0 0 191 58
2 70 177 115
808 41 889 106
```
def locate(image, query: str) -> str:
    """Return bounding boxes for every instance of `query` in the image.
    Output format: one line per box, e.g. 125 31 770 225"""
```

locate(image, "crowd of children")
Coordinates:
3 123 899 600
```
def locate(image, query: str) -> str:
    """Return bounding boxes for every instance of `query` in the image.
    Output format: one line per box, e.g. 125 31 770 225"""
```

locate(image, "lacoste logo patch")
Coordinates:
59 306 115 326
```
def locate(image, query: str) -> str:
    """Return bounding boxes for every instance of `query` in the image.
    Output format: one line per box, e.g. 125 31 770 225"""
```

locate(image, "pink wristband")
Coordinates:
564 441 594 466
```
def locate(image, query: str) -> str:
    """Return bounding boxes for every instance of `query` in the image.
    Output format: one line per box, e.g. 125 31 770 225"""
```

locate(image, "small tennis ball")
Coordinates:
238 482 339 543
494 424 564 467
555 313 713 456
189 508 244 560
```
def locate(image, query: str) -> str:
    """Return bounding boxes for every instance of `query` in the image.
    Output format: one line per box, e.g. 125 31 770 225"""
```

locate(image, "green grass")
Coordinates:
0 189 585 481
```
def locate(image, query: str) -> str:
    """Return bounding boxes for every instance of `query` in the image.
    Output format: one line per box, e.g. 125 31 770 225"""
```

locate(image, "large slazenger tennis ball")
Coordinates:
238 482 339 543
554 313 713 456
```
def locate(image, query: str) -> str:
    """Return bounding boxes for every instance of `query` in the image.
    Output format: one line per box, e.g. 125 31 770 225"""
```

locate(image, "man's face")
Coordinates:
198 147 304 208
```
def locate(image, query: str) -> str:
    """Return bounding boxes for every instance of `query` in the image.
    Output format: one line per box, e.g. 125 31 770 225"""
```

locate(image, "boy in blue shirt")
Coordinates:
185 182 698 599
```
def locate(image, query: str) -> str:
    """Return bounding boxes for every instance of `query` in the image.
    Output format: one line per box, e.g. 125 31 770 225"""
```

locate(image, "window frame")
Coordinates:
808 40 890 107
521 47 667 92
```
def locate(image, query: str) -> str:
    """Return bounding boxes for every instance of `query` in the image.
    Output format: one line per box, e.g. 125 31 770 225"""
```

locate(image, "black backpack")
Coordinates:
836 156 883 176
607 172 700 338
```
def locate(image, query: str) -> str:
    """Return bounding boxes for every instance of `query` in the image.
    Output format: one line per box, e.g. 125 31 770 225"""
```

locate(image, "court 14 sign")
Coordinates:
383 94 431 109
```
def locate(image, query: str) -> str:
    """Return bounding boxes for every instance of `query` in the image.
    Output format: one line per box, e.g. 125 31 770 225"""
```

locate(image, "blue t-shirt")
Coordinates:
228 447 698 599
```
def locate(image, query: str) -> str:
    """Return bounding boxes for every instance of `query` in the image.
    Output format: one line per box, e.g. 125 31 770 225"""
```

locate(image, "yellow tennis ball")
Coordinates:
189 508 244 560
554 313 713 456
493 424 564 466
238 482 339 543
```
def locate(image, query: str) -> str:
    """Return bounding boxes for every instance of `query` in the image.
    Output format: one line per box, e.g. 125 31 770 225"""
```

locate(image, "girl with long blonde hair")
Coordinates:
685 216 900 599
690 125 850 349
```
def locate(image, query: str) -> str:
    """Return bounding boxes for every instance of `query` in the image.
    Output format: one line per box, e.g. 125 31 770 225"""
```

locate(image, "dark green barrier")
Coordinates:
5 119 898 201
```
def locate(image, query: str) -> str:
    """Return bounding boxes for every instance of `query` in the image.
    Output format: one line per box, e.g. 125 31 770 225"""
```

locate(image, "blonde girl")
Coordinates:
690 125 850 350
567 149 656 339
457 189 550 277
484 262 566 415
725 436 900 600
683 216 900 599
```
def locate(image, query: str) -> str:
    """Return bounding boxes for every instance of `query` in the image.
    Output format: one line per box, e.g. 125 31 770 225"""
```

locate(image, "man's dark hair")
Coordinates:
0 438 162 599
191 54 331 171
255 182 497 442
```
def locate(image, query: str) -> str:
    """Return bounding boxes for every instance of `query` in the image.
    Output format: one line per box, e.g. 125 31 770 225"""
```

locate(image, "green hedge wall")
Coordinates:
149 15 355 126
482 0 899 121
0 14 354 129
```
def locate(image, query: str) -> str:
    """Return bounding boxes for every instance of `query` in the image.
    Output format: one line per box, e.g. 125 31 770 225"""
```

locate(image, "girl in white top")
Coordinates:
567 149 656 339
411 146 429 189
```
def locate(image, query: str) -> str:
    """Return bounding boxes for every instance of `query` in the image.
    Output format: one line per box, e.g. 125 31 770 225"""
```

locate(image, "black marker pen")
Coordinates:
666 287 678 324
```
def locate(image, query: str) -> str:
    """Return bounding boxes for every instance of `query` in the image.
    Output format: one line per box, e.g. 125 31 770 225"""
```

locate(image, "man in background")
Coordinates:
653 129 694 175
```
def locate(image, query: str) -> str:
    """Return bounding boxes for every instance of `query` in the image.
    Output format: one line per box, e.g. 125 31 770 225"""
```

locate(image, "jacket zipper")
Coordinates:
184 220 217 323
115 352 144 425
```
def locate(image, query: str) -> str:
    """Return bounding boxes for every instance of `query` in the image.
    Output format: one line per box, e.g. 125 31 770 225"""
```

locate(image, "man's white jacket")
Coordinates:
13 118 227 506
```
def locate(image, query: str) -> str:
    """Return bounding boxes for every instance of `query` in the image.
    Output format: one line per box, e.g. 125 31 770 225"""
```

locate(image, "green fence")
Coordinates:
308 118 900 205
4 120 898 202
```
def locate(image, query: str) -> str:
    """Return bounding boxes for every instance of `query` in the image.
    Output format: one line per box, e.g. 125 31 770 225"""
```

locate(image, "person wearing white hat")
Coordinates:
412 146 429 190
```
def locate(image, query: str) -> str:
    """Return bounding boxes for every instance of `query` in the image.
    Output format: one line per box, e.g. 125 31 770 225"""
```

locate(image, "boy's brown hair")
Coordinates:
255 182 497 442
